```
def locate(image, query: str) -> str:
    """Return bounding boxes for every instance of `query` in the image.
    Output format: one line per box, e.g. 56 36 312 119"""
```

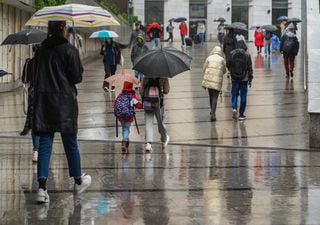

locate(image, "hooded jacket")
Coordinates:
280 31 299 56
131 36 149 64
202 46 227 91
32 35 83 134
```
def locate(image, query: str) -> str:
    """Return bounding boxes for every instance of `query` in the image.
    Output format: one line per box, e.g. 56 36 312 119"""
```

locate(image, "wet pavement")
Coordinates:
0 42 315 225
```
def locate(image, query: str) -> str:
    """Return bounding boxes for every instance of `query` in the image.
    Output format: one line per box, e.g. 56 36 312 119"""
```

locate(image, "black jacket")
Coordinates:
32 36 83 134
223 36 237 62
280 32 299 56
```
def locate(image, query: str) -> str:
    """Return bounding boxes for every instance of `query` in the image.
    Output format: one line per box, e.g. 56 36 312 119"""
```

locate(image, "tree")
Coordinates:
35 0 66 9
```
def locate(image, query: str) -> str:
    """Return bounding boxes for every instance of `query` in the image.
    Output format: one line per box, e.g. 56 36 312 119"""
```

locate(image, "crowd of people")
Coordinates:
18 17 300 205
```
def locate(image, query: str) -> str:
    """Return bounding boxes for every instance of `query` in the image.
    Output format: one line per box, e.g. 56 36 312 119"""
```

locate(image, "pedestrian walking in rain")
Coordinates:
264 30 272 56
230 43 253 120
150 23 162 48
140 77 170 152
114 81 143 153
32 20 91 204
254 27 264 55
179 21 188 48
217 22 225 45
197 21 206 46
20 45 40 162
202 46 227 121
223 28 237 77
131 35 149 82
280 23 299 79
272 34 280 52
129 22 145 51
100 38 122 91
165 21 174 42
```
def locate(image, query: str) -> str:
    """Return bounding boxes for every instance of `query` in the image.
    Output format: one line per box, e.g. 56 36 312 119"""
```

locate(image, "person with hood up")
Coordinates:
202 46 227 121
254 27 264 55
32 20 91 204
114 81 143 153
131 35 149 82
280 23 299 78
271 34 280 52
223 28 237 77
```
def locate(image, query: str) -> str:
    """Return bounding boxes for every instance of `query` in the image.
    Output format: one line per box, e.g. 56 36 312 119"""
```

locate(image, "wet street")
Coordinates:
0 42 316 225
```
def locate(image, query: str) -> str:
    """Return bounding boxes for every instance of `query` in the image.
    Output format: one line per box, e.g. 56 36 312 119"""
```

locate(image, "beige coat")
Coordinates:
202 46 226 91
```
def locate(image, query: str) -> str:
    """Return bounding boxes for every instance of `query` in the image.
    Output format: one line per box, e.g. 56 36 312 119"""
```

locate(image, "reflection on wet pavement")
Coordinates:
1 138 320 225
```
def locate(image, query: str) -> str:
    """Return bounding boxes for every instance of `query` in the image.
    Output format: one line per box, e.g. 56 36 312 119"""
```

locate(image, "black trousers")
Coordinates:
208 89 220 117
103 64 117 88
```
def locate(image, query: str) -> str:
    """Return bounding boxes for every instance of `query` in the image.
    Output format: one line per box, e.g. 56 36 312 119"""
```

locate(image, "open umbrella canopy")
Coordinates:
214 17 226 22
288 17 302 23
25 3 120 27
173 17 187 23
261 25 278 32
231 22 247 29
1 29 46 45
0 70 11 77
133 47 192 78
89 30 119 38
277 16 288 21
249 25 262 30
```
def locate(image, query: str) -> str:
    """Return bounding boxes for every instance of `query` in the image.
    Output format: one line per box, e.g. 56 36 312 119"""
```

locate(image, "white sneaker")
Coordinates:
37 188 50 204
162 135 170 148
74 174 92 194
32 151 38 162
145 143 152 152
232 109 238 119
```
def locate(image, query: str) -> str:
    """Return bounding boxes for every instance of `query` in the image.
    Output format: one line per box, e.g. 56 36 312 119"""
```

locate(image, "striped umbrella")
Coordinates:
26 4 120 27
89 30 119 38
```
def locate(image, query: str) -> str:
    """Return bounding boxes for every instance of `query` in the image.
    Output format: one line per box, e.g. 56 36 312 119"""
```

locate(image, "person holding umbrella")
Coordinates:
100 38 122 91
254 27 264 55
223 28 237 77
32 20 91 203
217 21 225 45
264 30 272 56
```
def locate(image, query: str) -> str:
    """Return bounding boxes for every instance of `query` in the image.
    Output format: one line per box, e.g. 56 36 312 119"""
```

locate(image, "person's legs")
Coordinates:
121 121 131 142
289 56 295 72
32 134 40 152
210 89 219 120
231 81 240 110
103 63 111 89
156 38 161 47
268 43 271 55
61 133 82 179
145 112 154 144
239 82 248 117
208 89 213 110
169 33 173 42
155 107 168 143
181 35 185 46
283 55 290 76
37 133 54 181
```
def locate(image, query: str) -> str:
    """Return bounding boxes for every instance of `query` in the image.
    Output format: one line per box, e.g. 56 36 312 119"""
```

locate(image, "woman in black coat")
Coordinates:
32 20 91 204
223 28 237 76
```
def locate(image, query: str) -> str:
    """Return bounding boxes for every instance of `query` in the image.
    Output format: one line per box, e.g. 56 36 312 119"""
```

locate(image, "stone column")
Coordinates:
248 0 272 41
206 0 231 42
307 0 320 148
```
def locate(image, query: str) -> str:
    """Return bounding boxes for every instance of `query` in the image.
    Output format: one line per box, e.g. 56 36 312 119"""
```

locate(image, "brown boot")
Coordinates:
125 141 129 151
121 141 128 153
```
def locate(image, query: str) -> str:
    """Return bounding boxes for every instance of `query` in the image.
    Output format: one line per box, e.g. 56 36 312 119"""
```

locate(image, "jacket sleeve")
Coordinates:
202 58 209 73
247 54 253 82
222 58 227 74
67 48 83 84
161 78 170 94
280 35 286 52
21 58 30 84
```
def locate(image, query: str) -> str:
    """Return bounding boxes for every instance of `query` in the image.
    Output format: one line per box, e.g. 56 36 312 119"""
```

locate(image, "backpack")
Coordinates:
282 36 296 55
143 78 161 113
230 49 248 81
265 32 271 40
114 93 135 119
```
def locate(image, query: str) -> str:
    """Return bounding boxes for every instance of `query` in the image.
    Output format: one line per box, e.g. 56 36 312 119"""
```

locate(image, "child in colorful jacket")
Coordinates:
114 81 142 153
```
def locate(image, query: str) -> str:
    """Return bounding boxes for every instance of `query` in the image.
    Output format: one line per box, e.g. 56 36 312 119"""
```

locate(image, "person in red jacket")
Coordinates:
254 27 264 55
114 81 142 153
179 21 188 47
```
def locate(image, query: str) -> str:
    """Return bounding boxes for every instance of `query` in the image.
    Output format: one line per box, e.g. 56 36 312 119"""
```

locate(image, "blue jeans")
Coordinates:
121 121 131 142
153 38 160 48
231 81 248 116
37 133 82 180
265 42 271 55
199 33 205 45
32 134 40 152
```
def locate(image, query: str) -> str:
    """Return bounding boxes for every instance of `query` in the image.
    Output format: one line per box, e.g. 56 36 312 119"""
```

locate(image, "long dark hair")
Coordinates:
47 20 66 38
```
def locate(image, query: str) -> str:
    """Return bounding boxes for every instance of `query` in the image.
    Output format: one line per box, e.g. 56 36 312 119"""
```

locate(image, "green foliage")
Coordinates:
35 0 66 9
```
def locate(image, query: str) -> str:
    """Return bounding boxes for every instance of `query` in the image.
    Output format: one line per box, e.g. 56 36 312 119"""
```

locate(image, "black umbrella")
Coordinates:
133 47 192 78
1 29 46 45
288 17 302 23
173 17 187 23
261 25 278 32
0 70 12 77
214 17 226 22
277 16 288 21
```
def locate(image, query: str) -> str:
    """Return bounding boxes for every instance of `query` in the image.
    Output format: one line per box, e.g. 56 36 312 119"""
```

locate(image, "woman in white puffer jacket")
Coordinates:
202 46 227 121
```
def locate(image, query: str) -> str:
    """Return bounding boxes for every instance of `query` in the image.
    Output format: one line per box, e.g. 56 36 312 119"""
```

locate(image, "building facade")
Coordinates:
133 0 302 41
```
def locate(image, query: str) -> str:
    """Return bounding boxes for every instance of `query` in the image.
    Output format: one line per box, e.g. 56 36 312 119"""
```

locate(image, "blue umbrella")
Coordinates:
89 30 119 39
277 16 288 21
173 17 187 23
0 70 11 77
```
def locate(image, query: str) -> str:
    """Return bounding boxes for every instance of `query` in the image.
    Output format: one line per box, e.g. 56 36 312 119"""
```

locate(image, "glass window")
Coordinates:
145 1 164 25
190 3 207 18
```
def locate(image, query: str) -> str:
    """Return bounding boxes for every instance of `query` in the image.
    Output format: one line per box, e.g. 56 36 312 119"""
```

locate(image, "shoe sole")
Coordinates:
232 111 237 119
37 195 49 204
